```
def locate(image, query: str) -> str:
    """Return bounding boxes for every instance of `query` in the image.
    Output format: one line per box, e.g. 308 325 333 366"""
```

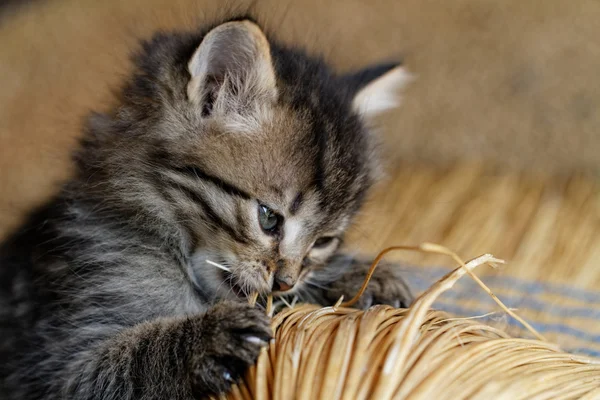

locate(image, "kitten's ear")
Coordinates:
187 20 277 115
345 63 412 122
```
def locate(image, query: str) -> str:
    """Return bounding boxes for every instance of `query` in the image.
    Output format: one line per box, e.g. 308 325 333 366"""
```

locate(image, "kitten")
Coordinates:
0 17 412 399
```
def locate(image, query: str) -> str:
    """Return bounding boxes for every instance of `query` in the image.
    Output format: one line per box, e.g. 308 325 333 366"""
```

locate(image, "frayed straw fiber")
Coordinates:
222 244 600 400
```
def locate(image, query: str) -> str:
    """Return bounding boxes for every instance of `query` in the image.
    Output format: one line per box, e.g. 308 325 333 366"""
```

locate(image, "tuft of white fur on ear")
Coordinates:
187 20 277 114
352 66 413 120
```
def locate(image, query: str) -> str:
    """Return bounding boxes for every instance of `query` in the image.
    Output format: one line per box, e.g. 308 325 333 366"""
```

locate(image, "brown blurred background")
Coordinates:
1 0 599 290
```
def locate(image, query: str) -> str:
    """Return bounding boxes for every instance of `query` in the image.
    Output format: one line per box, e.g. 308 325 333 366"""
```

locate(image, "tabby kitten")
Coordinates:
0 18 412 399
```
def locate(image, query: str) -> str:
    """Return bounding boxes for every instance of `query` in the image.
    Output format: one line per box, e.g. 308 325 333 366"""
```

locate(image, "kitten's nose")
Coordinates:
272 275 295 292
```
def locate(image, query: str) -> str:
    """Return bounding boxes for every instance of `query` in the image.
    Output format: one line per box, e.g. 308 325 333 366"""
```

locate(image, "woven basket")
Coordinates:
222 245 600 400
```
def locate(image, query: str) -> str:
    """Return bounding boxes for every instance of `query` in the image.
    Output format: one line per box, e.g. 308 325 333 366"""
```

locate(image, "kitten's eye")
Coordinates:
258 205 281 234
313 236 335 249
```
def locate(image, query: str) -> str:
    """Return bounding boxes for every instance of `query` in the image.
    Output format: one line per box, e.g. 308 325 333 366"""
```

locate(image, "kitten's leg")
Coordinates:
303 253 414 309
69 301 271 400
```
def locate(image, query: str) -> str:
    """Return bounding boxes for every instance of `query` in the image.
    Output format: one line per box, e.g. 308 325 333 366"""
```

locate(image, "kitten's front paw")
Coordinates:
330 262 414 310
354 269 413 309
189 301 272 397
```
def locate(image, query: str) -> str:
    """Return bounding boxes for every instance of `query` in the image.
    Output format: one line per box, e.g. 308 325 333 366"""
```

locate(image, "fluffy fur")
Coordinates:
0 17 411 399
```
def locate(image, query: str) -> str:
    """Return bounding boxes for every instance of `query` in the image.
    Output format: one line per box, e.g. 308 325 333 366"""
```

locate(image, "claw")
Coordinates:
245 335 268 346
223 371 234 383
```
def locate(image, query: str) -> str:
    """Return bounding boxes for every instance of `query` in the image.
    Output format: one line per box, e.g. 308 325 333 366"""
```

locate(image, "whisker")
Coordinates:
211 267 234 301
206 259 231 272
258 292 269 309
295 288 315 305
217 273 235 301
279 296 293 309
211 276 231 303
303 280 329 290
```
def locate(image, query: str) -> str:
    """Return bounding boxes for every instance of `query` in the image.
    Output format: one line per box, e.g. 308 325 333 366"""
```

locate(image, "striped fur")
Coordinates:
0 18 410 399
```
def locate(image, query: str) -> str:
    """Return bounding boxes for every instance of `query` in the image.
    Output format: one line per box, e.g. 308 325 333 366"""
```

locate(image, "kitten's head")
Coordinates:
80 19 410 301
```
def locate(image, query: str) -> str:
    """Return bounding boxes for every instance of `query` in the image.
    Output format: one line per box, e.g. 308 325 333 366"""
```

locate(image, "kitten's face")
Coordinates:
86 20 409 301
171 103 357 299
180 104 354 295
